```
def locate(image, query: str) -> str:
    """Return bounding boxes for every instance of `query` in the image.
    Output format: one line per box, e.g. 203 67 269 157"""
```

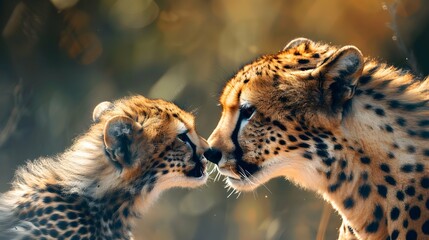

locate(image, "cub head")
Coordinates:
86 95 208 199
205 38 364 191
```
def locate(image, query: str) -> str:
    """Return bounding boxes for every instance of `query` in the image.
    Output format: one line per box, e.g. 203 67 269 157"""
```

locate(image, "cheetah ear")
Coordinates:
311 46 364 113
103 116 142 168
93 101 114 122
283 38 314 51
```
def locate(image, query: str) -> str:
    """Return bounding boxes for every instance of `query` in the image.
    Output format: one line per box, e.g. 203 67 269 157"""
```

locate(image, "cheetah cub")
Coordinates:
0 95 208 239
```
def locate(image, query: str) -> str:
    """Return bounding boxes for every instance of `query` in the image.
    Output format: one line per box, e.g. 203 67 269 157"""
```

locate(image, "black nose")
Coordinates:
203 148 222 165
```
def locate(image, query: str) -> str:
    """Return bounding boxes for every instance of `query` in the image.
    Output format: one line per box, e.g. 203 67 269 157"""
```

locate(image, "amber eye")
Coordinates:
240 105 256 119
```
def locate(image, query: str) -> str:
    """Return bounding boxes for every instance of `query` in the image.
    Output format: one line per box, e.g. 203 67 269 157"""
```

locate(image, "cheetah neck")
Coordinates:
318 62 429 239
9 129 157 217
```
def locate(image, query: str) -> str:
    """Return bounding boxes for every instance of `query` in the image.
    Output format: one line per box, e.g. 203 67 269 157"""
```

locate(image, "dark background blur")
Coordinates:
1 0 428 239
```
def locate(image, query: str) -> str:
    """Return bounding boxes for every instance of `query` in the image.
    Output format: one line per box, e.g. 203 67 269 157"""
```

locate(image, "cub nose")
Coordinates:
203 148 222 165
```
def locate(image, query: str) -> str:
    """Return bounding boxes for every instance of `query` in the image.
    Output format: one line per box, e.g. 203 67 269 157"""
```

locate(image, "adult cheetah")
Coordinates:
204 38 429 240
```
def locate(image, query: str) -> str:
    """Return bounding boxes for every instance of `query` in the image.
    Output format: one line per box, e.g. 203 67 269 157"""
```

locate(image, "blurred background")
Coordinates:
1 0 428 239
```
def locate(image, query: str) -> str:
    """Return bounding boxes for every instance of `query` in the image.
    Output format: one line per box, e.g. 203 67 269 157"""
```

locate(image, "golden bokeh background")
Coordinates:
1 0 428 239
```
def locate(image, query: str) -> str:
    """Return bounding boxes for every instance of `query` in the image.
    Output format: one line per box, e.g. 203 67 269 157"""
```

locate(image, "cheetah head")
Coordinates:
86 96 208 200
205 38 364 191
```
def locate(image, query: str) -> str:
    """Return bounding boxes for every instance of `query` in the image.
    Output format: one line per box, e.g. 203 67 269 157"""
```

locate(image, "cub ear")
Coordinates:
103 116 141 168
283 37 314 51
93 101 114 122
311 46 364 114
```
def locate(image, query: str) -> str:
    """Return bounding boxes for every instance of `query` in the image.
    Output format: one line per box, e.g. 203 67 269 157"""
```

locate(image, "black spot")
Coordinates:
78 227 88 234
243 79 249 84
71 235 81 240
373 92 385 100
298 143 310 148
316 143 328 150
420 130 429 139
406 230 417 240
390 207 400 221
407 145 416 153
343 197 355 209
43 197 52 204
49 229 59 238
384 175 396 186
328 183 341 192
67 212 78 220
422 220 429 235
403 219 409 228
424 149 429 157
365 221 379 233
317 150 329 158
389 100 401 108
361 171 369 181
408 129 417 136
333 144 343 150
359 75 372 85
321 157 334 166
403 100 428 111
396 191 405 201
385 124 394 132
388 152 395 159
36 208 44 216
325 171 331 179
298 134 310 141
358 184 371 199
375 108 385 116
39 219 47 225
337 172 347 182
49 214 60 221
279 140 286 145
272 120 287 131
408 206 421 220
298 59 310 64
405 186 415 196
44 207 53 214
360 157 371 164
421 177 429 189
380 164 390 173
374 205 383 220
391 230 399 240
364 104 373 109
401 164 414 173
377 185 387 198
312 53 320 58
302 152 312 160
288 135 297 142
418 119 429 127
56 221 68 230
396 117 407 126
340 159 347 169
416 164 424 172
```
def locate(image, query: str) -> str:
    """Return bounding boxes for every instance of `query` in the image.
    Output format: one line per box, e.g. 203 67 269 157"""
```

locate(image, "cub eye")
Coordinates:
177 131 189 143
240 105 256 119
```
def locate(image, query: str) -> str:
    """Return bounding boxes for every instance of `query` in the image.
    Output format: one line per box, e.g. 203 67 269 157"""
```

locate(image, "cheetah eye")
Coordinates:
177 130 190 143
240 105 256 119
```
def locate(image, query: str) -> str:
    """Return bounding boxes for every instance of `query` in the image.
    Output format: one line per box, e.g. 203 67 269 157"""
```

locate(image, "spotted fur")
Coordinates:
205 38 429 240
0 95 208 239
